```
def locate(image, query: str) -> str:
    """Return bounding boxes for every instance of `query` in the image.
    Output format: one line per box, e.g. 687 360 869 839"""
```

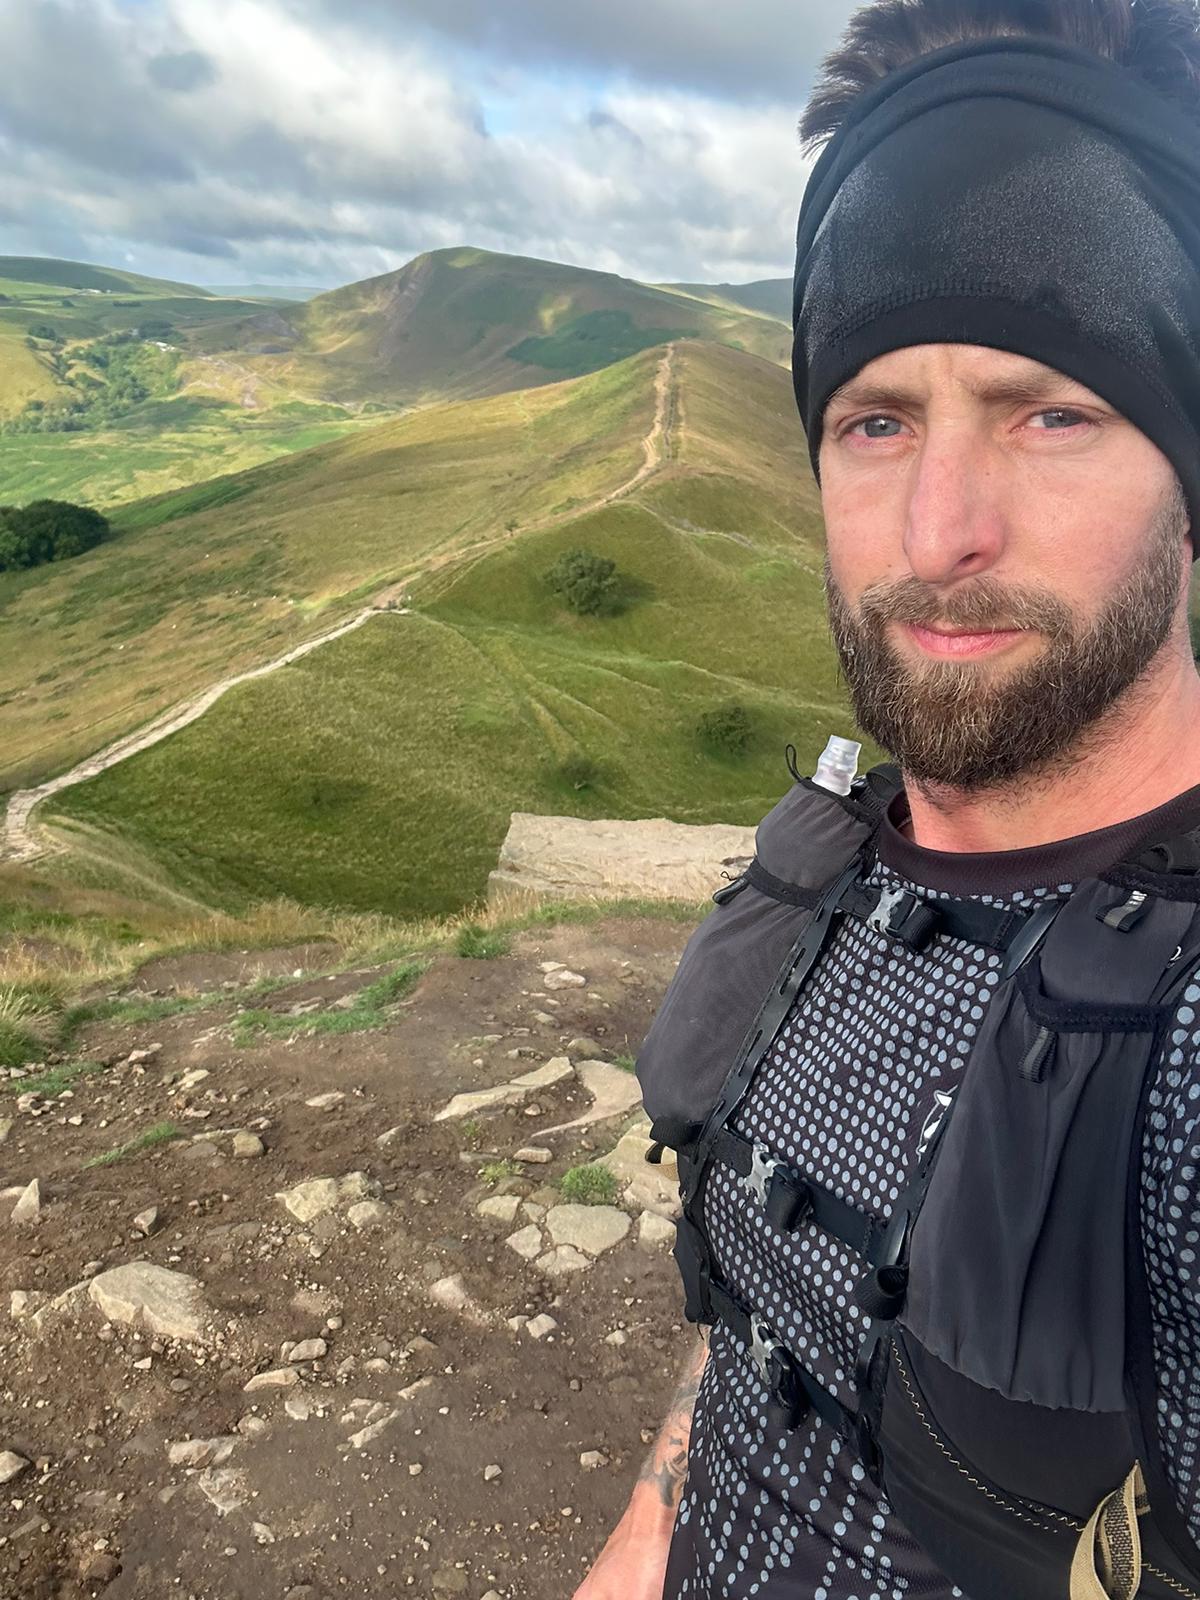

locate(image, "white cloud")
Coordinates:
0 0 838 287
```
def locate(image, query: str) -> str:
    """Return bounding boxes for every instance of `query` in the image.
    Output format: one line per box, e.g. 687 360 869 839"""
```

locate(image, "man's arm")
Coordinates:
574 1328 710 1600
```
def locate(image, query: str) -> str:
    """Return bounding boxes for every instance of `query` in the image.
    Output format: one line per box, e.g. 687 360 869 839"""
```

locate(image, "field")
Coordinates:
38 343 854 919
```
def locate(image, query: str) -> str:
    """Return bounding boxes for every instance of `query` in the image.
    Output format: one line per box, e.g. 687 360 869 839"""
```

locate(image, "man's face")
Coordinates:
818 343 1193 791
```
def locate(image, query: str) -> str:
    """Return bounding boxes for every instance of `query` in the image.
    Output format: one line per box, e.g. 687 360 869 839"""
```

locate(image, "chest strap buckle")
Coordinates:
747 1143 816 1232
864 885 941 952
749 1313 810 1430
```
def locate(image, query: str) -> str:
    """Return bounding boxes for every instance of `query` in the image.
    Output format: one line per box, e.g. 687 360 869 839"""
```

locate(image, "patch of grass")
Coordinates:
459 1117 484 1143
456 924 511 960
611 1051 637 1074
479 1158 521 1185
558 1163 619 1205
231 956 428 1045
3 1057 105 1098
0 983 64 1068
83 1119 184 1168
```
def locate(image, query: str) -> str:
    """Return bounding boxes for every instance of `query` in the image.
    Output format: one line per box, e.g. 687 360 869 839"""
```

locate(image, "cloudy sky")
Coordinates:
0 0 857 291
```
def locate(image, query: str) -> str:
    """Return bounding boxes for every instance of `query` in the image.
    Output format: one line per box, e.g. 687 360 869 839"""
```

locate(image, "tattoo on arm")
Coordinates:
637 1328 711 1509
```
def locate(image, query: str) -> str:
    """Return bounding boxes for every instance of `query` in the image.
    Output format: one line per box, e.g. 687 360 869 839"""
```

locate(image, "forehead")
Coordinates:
827 343 1104 409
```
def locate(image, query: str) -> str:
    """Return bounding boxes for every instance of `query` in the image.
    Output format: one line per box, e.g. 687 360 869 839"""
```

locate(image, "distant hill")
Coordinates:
14 341 846 917
662 277 792 322
0 257 214 298
192 247 792 409
202 285 328 302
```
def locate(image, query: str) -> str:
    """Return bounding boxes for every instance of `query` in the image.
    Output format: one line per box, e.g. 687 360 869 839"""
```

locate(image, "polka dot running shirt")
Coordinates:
662 783 1200 1600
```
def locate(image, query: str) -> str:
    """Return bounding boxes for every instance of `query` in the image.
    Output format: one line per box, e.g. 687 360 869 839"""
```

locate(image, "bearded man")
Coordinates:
576 2 1200 1598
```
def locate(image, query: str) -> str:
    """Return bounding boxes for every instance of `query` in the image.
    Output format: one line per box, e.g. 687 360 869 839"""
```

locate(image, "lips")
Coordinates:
904 622 1027 658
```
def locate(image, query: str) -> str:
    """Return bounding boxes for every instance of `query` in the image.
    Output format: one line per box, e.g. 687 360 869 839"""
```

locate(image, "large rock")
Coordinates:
88 1263 213 1346
545 1204 631 1256
488 812 754 904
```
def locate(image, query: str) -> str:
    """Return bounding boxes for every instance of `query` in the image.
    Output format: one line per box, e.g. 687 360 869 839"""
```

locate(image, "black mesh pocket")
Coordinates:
636 888 816 1132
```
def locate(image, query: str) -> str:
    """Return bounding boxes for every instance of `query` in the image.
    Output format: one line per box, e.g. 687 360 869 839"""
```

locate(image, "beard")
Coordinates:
824 493 1189 793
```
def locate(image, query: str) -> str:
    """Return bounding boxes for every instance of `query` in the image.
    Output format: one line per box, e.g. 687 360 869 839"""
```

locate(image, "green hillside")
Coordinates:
0 344 662 791
194 247 793 408
0 255 369 506
0 250 792 508
662 277 792 322
0 257 215 297
41 342 849 920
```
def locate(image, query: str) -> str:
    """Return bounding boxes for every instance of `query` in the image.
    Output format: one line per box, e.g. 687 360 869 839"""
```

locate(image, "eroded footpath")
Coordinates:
0 914 697 1600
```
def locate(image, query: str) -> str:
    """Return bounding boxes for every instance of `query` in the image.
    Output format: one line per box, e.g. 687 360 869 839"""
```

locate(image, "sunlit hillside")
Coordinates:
39 342 849 919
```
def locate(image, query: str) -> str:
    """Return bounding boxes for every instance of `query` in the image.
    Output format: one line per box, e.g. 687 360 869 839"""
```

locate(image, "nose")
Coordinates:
902 428 1008 585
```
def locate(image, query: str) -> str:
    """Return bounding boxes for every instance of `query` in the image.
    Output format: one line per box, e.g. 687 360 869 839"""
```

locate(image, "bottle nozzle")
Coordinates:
812 735 862 796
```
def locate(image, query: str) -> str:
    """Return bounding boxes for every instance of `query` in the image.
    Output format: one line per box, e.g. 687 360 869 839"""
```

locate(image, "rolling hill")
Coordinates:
191 247 792 409
0 249 792 510
31 340 849 920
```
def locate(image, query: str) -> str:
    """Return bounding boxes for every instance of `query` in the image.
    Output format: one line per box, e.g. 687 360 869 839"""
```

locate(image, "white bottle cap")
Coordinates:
812 735 862 796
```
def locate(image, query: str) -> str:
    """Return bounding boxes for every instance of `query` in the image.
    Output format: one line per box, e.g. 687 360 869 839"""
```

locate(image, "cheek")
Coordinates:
820 461 906 593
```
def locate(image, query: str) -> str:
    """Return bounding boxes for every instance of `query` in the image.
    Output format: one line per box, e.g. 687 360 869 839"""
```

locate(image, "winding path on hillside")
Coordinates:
2 344 678 864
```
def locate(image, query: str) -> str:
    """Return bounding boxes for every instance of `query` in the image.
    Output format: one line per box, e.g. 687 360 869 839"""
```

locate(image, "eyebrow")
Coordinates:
826 371 1097 415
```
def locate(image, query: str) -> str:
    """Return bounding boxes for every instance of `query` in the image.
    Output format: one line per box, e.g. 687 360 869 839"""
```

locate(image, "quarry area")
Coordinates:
0 913 697 1600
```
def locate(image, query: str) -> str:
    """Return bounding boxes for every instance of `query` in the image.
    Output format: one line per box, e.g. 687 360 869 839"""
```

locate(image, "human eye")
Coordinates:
844 414 904 440
1027 407 1090 431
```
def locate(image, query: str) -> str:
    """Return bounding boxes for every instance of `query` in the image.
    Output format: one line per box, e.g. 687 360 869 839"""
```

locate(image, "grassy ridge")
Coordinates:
42 344 856 920
0 348 658 791
201 247 791 409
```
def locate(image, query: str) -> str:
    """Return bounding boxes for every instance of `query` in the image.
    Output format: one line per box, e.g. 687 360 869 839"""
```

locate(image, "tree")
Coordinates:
0 500 110 571
27 323 59 343
697 701 754 759
544 548 620 616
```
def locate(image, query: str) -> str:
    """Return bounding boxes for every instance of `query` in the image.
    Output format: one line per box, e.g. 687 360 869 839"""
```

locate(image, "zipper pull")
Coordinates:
713 871 750 906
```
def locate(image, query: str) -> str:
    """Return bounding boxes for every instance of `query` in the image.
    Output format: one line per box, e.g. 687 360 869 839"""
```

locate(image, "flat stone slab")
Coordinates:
534 1245 591 1277
504 1224 544 1261
599 1124 680 1218
434 1084 526 1122
511 1057 574 1091
636 1210 677 1250
276 1173 374 1222
544 1204 630 1256
477 1195 521 1224
539 1061 642 1137
88 1262 212 1346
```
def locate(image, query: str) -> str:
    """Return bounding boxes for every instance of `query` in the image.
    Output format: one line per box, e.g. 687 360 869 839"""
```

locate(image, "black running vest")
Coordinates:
638 762 1200 1600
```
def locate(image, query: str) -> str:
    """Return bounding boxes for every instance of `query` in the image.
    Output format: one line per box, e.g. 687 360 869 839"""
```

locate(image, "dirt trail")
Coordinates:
0 916 695 1600
2 345 678 865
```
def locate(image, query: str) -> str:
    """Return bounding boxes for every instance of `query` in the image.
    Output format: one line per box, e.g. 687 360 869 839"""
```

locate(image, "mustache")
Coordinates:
850 575 1074 637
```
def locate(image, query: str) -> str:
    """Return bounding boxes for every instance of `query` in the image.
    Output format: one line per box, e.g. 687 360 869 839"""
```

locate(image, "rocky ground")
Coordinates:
0 914 699 1600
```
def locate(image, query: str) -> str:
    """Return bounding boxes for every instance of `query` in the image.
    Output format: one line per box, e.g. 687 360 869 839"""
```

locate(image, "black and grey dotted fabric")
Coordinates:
662 846 1200 1600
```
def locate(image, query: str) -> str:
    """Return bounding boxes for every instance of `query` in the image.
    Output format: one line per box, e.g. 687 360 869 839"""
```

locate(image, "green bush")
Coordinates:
544 548 620 617
696 701 754 759
0 500 110 571
27 323 59 343
558 754 602 791
559 1163 619 1205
